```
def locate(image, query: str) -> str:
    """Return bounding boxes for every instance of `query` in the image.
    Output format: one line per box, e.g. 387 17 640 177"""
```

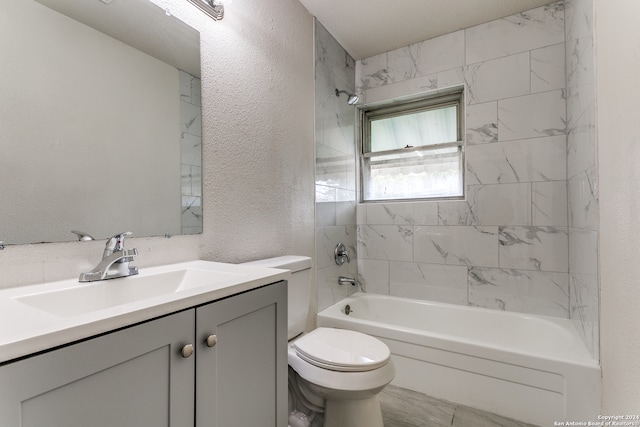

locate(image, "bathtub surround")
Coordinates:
565 0 599 361
315 21 359 312
355 3 590 324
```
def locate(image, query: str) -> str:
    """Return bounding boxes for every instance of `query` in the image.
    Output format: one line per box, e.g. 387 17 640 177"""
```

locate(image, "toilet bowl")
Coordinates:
241 256 395 427
288 328 395 427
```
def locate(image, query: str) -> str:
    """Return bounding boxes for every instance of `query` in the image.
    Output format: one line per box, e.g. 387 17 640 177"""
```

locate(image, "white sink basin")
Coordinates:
15 268 245 317
0 260 291 364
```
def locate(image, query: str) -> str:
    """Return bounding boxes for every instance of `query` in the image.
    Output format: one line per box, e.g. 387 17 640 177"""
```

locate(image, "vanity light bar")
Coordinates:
186 0 224 21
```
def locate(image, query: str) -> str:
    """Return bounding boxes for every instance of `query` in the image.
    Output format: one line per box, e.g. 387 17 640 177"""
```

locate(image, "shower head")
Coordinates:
335 89 359 105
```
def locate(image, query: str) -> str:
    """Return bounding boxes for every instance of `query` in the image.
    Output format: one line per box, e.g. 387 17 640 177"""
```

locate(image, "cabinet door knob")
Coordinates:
181 344 194 358
206 335 217 347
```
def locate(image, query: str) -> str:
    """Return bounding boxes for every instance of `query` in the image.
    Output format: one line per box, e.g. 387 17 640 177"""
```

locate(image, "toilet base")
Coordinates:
323 395 383 427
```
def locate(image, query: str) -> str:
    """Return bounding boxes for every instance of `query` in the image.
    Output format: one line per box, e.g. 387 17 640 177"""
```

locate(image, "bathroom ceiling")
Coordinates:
298 0 560 60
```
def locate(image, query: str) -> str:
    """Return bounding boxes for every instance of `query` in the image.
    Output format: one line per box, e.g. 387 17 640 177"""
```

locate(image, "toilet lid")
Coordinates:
293 327 390 372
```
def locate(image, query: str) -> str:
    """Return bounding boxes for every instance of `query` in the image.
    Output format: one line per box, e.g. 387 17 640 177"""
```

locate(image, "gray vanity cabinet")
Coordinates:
0 281 287 427
0 309 196 427
195 281 288 427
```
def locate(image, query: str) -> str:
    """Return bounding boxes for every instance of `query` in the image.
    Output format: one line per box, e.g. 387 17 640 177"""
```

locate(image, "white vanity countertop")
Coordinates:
0 260 290 364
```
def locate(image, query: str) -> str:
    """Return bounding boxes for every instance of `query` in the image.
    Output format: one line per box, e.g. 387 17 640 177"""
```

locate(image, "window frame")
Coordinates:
358 88 465 203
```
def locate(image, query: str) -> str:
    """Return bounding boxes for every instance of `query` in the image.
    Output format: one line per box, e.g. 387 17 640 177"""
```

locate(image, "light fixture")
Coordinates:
186 0 225 20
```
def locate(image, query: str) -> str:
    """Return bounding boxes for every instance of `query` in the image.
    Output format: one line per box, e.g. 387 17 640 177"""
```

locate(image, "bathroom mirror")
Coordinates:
0 0 202 245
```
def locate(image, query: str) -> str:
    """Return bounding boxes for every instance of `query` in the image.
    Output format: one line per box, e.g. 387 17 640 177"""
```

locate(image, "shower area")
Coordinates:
314 0 598 362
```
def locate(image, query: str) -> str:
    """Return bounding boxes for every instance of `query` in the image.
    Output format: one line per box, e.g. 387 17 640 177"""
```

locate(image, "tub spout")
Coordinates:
338 276 356 286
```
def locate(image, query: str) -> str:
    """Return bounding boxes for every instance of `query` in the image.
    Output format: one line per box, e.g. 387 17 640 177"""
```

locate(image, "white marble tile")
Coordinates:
386 44 422 82
316 185 337 202
335 201 356 226
466 135 566 185
436 67 465 89
567 130 596 185
569 272 599 360
356 203 367 224
316 225 357 269
413 31 465 77
531 43 566 93
358 31 464 92
465 2 565 64
357 225 413 261
358 53 392 90
180 100 202 137
317 264 358 312
366 202 438 226
464 52 530 105
363 74 438 104
568 228 598 275
566 83 596 144
566 37 595 89
181 195 202 228
438 183 531 226
315 142 350 190
336 188 356 203
466 101 498 145
414 226 499 267
316 201 336 227
321 100 356 156
498 90 566 141
468 267 569 317
532 181 568 226
189 166 201 197
315 60 336 116
357 258 390 294
389 262 468 304
179 70 201 107
498 226 568 273
315 21 356 90
181 132 201 166
568 166 598 230
565 0 594 42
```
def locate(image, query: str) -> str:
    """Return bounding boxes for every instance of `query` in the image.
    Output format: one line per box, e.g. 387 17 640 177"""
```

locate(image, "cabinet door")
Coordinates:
196 281 287 427
0 309 195 427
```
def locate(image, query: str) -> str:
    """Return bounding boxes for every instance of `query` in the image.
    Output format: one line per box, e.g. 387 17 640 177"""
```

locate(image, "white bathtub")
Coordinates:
317 293 600 426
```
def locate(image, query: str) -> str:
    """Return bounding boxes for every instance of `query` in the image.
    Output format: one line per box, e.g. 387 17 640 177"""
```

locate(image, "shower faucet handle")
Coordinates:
334 242 350 265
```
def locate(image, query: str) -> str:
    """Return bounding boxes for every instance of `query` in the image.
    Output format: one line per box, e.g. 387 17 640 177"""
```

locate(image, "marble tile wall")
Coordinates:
565 0 598 360
315 21 359 311
355 2 574 319
180 70 203 235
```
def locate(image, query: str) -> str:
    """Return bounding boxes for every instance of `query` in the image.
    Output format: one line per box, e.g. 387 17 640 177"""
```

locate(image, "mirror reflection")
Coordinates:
0 0 202 245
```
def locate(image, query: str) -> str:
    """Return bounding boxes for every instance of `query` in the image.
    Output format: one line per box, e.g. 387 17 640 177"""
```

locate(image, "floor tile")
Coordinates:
451 405 539 427
380 385 541 427
380 385 454 427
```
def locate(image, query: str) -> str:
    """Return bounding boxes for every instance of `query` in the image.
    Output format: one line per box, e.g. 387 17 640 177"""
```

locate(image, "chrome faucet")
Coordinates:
79 231 139 282
338 276 356 286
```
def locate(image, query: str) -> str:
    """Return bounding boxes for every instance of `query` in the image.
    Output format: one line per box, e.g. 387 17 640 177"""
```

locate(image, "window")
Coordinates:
359 90 464 202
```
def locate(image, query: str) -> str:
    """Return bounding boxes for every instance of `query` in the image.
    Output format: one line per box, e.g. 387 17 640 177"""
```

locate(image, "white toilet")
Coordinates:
242 256 395 427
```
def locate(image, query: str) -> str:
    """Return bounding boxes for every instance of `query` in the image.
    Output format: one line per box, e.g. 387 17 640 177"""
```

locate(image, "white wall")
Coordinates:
596 0 640 411
0 0 315 290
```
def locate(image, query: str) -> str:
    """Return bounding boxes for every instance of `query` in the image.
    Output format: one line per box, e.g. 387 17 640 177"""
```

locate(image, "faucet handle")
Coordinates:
103 231 133 258
334 242 350 265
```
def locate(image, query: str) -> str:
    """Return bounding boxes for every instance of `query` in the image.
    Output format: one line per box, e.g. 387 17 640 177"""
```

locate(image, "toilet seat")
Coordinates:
293 327 390 372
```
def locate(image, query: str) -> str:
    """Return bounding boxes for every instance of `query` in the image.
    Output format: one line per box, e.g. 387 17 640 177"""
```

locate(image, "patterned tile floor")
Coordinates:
380 385 540 427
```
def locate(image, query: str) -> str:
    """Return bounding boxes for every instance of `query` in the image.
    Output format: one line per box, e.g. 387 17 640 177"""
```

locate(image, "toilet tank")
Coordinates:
241 256 312 340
